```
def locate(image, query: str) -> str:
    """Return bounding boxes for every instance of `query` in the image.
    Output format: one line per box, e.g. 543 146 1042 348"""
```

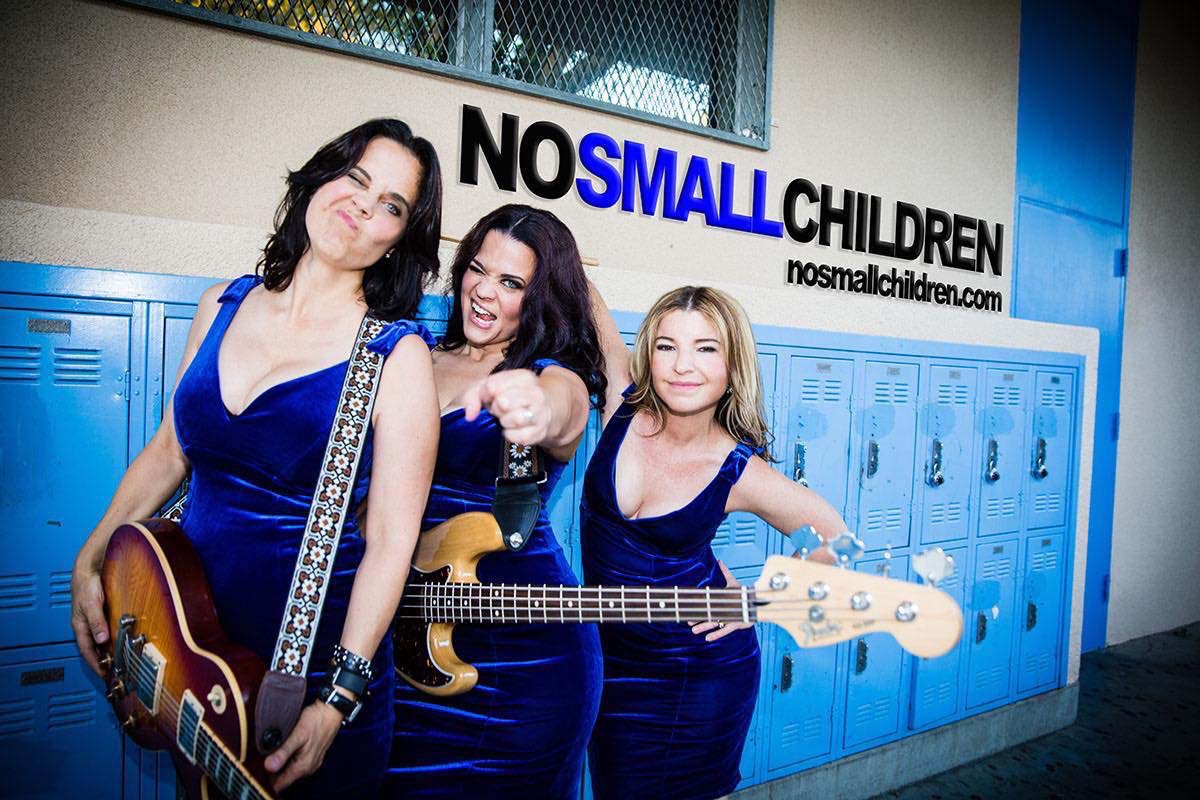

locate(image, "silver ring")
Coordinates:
716 622 725 629
521 408 535 424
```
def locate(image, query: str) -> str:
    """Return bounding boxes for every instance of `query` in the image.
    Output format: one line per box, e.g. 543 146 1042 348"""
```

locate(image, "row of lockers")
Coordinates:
0 265 1081 798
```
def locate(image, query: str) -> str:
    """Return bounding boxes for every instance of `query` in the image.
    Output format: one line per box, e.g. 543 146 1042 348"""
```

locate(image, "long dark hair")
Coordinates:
440 204 607 410
258 118 442 320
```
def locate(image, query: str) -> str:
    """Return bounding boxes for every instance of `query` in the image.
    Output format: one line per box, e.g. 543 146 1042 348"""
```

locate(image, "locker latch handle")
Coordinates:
1032 437 1048 480
1026 602 1038 631
985 439 1000 483
866 439 880 479
780 653 794 692
975 612 988 643
928 438 945 487
854 639 869 674
792 441 809 487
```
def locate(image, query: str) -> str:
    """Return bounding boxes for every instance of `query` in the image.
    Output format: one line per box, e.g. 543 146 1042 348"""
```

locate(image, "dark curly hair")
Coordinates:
440 204 607 410
258 118 442 320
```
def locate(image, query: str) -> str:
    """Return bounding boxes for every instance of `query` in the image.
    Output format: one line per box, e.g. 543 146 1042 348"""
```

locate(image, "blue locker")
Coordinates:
856 361 919 551
765 628 838 771
0 643 122 799
843 554 910 748
785 355 854 521
978 369 1030 537
713 353 778 570
1026 372 1074 530
966 539 1019 708
1017 533 1066 693
0 298 134 648
918 365 978 544
908 545 967 729
729 566 768 787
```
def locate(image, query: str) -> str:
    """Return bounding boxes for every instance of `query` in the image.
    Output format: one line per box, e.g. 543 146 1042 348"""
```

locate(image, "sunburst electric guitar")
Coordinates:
394 512 963 696
101 519 276 800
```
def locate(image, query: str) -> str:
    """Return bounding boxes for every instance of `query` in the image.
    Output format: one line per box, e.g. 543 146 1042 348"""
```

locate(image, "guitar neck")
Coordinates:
400 583 759 625
177 690 272 800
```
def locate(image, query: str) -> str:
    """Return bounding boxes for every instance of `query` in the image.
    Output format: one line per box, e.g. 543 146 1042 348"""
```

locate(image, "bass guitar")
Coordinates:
394 512 962 696
101 519 275 800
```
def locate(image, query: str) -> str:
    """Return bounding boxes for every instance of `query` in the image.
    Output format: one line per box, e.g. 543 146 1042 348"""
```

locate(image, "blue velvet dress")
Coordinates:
172 275 434 798
383 360 602 799
580 400 761 800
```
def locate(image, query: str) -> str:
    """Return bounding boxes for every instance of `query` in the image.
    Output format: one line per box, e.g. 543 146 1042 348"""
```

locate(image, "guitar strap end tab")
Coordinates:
254 670 307 754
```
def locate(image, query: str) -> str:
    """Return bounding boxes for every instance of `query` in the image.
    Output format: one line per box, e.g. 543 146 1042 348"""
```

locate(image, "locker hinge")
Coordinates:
1114 248 1128 278
121 370 131 404
1111 412 1120 442
1101 573 1110 604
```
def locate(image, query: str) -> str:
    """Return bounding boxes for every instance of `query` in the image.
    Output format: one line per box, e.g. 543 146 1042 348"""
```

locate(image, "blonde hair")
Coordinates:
627 286 773 460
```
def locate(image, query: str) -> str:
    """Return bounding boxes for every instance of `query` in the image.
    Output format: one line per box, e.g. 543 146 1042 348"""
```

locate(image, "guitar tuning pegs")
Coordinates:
828 532 866 567
913 547 955 586
791 525 824 558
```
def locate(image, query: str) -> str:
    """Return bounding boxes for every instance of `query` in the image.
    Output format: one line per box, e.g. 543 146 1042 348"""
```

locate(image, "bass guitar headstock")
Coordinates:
753 547 963 658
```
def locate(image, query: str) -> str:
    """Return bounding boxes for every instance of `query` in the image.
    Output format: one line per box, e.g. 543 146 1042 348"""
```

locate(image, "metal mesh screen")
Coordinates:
155 0 771 144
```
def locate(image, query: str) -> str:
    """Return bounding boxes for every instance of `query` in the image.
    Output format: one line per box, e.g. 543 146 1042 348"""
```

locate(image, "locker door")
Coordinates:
765 628 838 771
857 361 919 551
785 355 853 522
909 545 967 729
0 644 122 800
1017 533 1065 692
729 566 765 787
978 369 1030 537
966 539 1018 708
1026 372 1074 530
0 301 132 648
918 366 977 544
713 353 777 570
843 554 910 748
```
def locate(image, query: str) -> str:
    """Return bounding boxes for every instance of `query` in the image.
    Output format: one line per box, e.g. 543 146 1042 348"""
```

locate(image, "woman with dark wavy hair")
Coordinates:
70 119 443 797
384 204 606 799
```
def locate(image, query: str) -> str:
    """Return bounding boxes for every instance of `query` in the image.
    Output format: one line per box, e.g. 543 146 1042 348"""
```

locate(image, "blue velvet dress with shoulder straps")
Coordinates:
580 397 761 800
171 274 435 798
383 357 602 800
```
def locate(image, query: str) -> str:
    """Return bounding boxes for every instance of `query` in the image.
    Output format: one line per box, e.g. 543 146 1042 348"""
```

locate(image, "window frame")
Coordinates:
112 0 774 150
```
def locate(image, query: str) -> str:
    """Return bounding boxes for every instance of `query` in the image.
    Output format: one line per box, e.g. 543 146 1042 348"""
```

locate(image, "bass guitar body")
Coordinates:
102 519 275 800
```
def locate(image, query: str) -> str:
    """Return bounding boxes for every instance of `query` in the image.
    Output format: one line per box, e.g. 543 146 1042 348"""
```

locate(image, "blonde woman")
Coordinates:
581 286 847 800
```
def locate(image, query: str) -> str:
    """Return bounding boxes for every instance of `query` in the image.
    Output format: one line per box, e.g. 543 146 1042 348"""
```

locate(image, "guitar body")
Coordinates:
393 512 505 696
102 519 274 800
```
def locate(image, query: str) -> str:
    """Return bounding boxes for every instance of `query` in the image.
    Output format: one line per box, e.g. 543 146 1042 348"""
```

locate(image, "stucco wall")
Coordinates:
1108 1 1200 645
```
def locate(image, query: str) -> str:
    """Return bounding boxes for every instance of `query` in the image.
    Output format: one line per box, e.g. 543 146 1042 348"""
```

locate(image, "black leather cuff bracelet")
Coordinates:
331 644 375 681
318 683 362 726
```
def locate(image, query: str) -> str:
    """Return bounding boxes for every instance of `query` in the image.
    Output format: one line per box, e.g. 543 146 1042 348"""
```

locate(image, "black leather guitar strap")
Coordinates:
492 442 546 552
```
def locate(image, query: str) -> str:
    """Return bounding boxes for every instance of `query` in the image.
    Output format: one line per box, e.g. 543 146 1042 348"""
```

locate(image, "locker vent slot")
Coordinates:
985 497 1018 520
864 507 905 532
1040 386 1068 408
0 698 35 738
1033 493 1063 515
800 377 844 403
1024 652 1053 675
48 690 96 730
0 573 36 611
49 571 72 608
853 697 892 727
1031 551 1059 572
936 384 970 406
981 557 1013 580
921 680 953 707
990 385 1023 407
939 571 962 591
713 518 758 548
872 380 912 405
53 347 103 386
973 664 1006 690
928 502 963 525
779 717 824 747
0 345 40 383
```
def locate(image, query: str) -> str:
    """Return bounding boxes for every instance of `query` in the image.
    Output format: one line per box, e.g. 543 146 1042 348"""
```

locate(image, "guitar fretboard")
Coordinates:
400 583 759 624
178 691 271 800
